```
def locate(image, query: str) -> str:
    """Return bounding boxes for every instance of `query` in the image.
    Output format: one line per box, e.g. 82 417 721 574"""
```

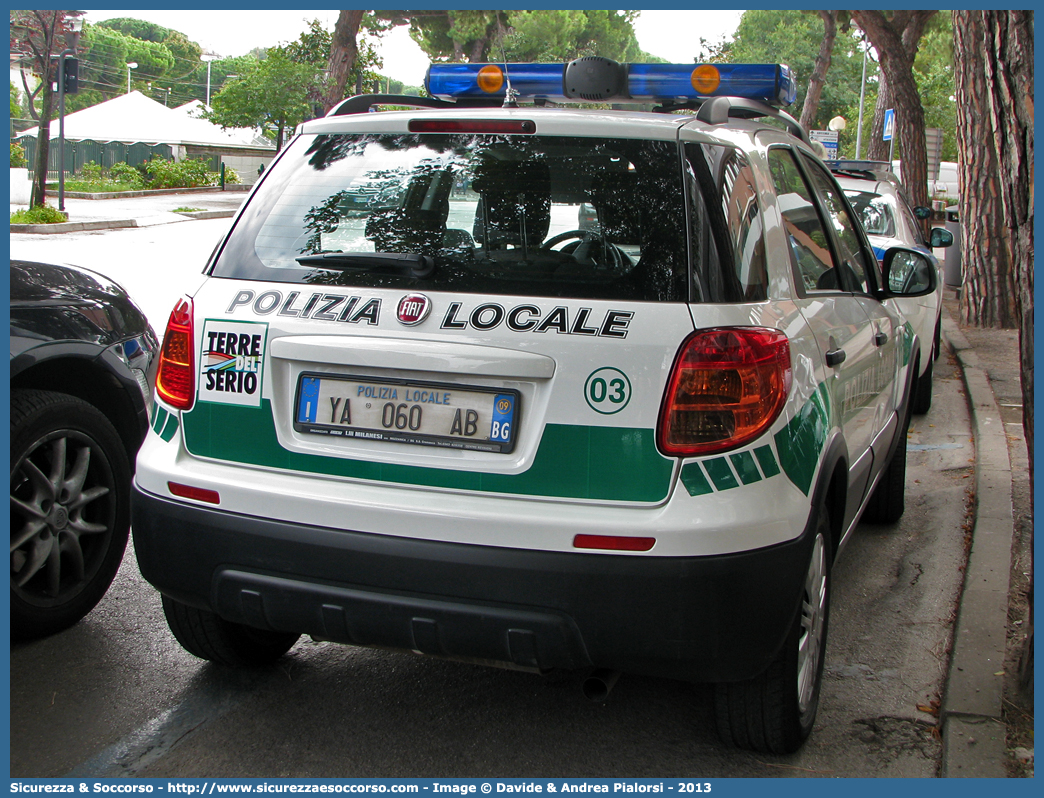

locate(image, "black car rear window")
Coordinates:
211 132 689 302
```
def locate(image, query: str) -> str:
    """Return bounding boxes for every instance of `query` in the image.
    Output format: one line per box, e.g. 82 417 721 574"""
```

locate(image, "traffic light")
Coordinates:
62 57 79 94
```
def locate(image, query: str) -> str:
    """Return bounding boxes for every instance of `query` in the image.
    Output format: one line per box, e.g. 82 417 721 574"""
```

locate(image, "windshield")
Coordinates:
213 132 689 302
843 189 896 237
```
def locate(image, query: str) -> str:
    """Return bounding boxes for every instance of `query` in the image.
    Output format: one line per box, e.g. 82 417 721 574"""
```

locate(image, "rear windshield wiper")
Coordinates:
295 251 435 278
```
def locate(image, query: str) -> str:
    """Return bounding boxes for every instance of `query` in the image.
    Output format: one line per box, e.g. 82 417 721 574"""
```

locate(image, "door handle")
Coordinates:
874 331 889 346
825 348 847 367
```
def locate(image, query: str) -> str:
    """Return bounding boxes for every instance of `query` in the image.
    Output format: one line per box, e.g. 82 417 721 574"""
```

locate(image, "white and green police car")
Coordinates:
132 58 937 754
827 159 954 414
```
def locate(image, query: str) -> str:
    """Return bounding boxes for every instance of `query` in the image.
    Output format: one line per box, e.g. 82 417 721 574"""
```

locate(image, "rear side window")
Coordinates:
799 154 876 294
685 144 768 303
213 132 689 302
767 148 838 292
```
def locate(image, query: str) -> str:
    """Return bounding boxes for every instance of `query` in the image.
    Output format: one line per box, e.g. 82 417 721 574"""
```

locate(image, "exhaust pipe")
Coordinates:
582 668 621 702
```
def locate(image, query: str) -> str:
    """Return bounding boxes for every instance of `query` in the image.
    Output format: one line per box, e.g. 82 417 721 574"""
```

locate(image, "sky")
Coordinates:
80 9 746 86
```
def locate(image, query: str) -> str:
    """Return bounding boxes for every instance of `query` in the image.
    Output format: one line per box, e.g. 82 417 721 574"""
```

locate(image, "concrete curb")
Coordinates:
175 209 237 221
10 218 139 234
61 185 252 199
939 308 1014 778
10 209 236 234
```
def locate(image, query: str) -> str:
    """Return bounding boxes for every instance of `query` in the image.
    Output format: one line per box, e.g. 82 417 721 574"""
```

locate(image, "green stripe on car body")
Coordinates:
160 413 180 442
678 445 778 497
703 457 739 491
680 462 713 496
774 383 831 497
729 451 762 485
754 445 780 478
181 400 675 502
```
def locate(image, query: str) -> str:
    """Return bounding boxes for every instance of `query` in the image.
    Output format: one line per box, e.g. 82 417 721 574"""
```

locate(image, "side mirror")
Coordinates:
930 227 953 248
882 246 936 297
913 205 932 220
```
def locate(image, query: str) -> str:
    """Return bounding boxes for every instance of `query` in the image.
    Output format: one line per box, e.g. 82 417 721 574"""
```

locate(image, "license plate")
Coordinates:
294 373 519 453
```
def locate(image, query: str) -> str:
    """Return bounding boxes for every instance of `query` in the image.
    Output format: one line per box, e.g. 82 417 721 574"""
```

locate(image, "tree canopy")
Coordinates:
719 9 955 165
205 49 315 151
372 10 650 65
10 9 82 205
725 11 866 147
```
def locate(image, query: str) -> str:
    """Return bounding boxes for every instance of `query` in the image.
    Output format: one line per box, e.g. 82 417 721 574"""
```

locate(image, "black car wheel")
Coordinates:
714 506 831 753
863 408 910 524
911 355 934 414
10 389 131 639
162 595 301 667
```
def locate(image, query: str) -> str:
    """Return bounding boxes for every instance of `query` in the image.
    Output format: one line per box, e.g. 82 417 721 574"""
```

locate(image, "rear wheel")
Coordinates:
863 411 909 524
714 508 831 753
162 595 300 667
912 356 934 414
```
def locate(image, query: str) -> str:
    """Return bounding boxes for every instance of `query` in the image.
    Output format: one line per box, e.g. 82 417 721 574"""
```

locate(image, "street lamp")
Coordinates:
57 14 84 213
201 53 217 106
828 115 846 158
126 62 138 94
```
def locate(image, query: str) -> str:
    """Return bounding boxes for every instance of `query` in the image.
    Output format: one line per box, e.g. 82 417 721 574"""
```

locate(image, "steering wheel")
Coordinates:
542 229 630 270
542 229 595 250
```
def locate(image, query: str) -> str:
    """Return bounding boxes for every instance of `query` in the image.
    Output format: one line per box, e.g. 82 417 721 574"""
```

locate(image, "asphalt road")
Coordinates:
10 220 974 778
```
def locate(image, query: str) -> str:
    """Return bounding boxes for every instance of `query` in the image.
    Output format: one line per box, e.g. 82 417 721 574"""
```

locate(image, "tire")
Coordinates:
162 595 300 667
714 508 831 753
863 414 909 524
911 355 934 414
10 389 131 639
933 317 942 361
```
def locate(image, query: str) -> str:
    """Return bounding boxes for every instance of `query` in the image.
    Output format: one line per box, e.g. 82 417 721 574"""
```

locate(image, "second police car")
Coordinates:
828 159 954 413
131 58 939 753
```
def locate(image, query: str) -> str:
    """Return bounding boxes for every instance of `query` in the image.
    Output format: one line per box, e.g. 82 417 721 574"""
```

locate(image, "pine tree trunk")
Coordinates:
851 11 936 212
953 8 1034 692
322 10 365 111
866 73 891 162
799 11 838 131
953 13 1023 330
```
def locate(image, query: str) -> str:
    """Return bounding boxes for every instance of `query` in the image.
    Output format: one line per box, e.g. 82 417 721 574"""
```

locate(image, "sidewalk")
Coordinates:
10 188 247 233
939 288 1033 777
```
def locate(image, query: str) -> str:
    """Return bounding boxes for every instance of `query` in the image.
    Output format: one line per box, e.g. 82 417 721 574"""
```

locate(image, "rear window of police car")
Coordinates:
212 132 769 304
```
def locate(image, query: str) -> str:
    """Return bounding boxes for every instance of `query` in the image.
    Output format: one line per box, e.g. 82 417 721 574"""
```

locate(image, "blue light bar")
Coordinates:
425 63 565 101
424 60 797 107
628 63 796 106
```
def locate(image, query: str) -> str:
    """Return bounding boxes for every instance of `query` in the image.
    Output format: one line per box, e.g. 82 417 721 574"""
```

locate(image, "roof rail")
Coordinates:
690 96 810 145
328 94 501 116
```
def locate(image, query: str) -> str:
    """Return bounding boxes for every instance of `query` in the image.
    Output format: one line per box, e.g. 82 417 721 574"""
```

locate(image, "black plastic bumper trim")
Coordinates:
132 486 813 682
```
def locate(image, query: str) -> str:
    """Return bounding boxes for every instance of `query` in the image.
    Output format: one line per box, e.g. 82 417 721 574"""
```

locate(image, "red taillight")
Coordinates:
658 328 791 457
167 482 220 504
155 296 195 410
573 534 655 552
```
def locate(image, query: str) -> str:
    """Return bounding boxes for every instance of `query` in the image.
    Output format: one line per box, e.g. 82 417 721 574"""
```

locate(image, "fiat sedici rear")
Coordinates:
134 59 926 753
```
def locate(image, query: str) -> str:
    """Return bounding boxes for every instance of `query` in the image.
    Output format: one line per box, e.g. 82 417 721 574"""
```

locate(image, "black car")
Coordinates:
10 260 158 638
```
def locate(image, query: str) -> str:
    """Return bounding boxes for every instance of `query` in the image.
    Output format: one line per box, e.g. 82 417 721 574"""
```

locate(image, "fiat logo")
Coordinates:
397 294 431 326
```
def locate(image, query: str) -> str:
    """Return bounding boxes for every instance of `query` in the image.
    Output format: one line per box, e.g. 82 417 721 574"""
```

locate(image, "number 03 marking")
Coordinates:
584 367 632 415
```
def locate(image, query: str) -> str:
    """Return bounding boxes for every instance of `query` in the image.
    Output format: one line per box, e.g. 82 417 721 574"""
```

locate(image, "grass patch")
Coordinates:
11 205 68 224
173 207 205 213
63 180 136 193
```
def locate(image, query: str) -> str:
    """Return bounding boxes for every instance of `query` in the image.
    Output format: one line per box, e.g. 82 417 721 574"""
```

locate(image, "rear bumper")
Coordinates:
132 485 814 682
